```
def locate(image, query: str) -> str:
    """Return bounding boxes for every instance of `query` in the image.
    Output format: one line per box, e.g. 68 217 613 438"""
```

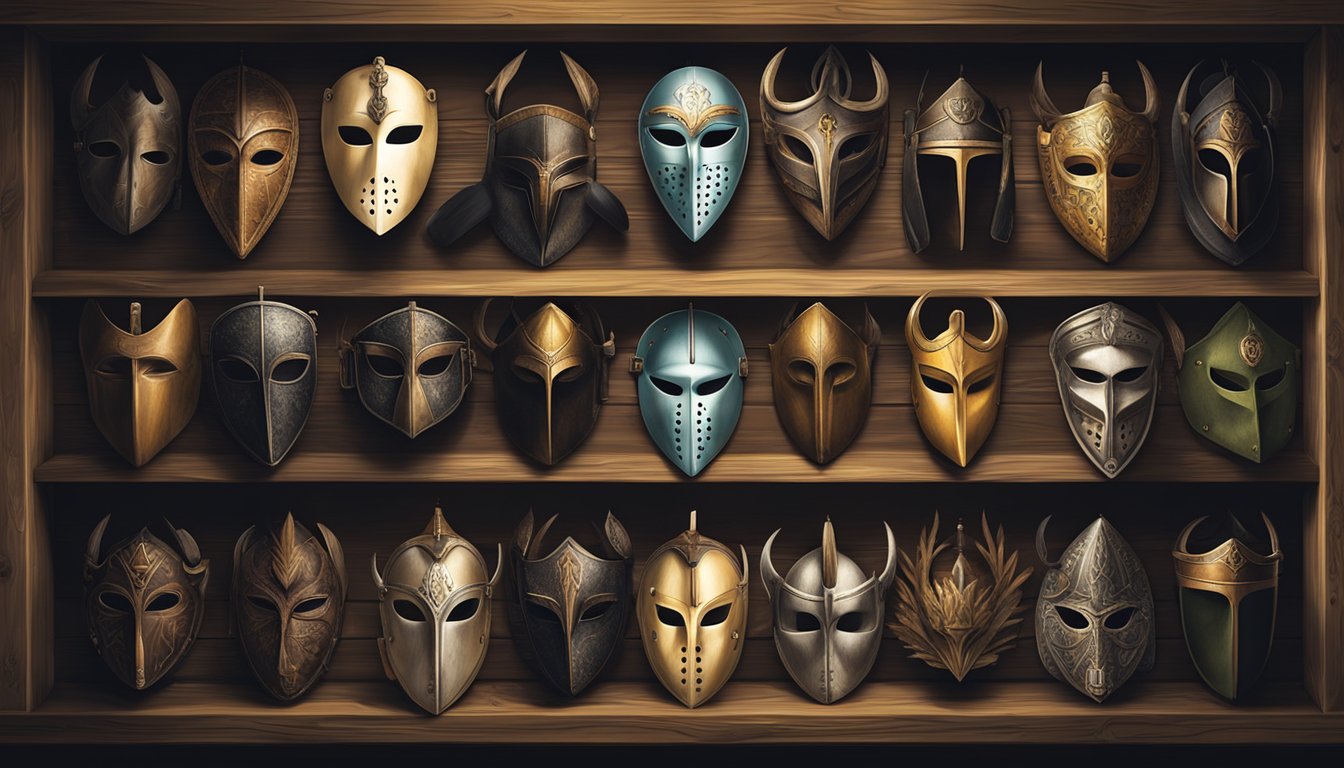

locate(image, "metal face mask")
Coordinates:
480 301 614 466
639 67 749 241
71 54 180 235
902 72 1014 252
906 292 1007 467
1036 516 1155 703
760 519 896 704
631 306 748 476
79 299 201 467
84 516 209 690
1174 61 1281 266
510 511 632 696
210 288 317 466
372 505 501 714
1049 302 1163 479
637 511 748 708
338 302 473 439
1032 63 1160 262
321 56 437 236
189 65 299 259
769 302 880 464
761 47 889 240
428 51 629 267
233 513 347 701
1173 514 1280 701
1166 302 1299 463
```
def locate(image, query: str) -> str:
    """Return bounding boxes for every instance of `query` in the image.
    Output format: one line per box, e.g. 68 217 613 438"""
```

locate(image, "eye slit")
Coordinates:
580 600 616 621
140 357 179 375
781 135 814 164
338 125 373 146
1064 156 1098 176
217 358 259 383
695 374 732 396
1114 366 1148 383
650 376 684 396
1211 367 1250 392
794 612 821 632
366 355 404 378
87 140 120 158
446 598 480 622
1111 161 1143 178
1054 605 1091 630
393 599 426 622
1070 366 1107 384
417 354 454 377
98 591 133 613
966 374 996 395
270 358 309 383
512 363 544 384
525 602 560 623
1238 148 1264 174
787 359 816 386
146 592 180 612
96 355 132 378
201 149 233 166
250 149 284 166
648 128 687 147
140 150 171 165
700 604 732 627
921 374 954 394
1104 607 1136 630
836 611 865 633
1198 148 1232 176
656 604 686 627
699 127 737 148
555 364 585 383
1256 365 1287 390
386 125 423 145
294 597 328 614
825 361 857 387
247 595 278 612
838 132 874 159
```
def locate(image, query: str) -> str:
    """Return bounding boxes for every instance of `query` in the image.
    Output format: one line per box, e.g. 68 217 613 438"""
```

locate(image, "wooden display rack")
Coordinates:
1 1 1342 745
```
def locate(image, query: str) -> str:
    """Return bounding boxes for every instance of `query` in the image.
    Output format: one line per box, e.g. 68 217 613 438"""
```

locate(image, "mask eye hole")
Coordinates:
794 611 821 632
417 354 455 377
581 599 616 621
250 149 284 166
699 127 737 148
1199 148 1232 176
98 591 133 613
140 357 179 376
511 363 544 384
826 361 857 387
967 373 996 394
656 604 686 627
1211 368 1250 392
836 611 865 633
650 376 684 396
1114 366 1148 383
1256 365 1287 390
393 599 426 622
921 374 954 394
201 149 233 166
386 125 423 145
1064 156 1098 176
87 140 120 158
700 604 731 627
366 355 404 378
1239 148 1264 175
294 597 328 615
338 126 373 146
648 128 686 147
217 358 259 383
247 595 278 612
1111 160 1143 178
780 135 814 164
838 132 874 159
140 150 170 165
1054 605 1091 630
270 358 309 383
695 374 732 396
1071 366 1107 384
95 355 132 379
525 602 560 623
1104 607 1136 630
146 592 180 612
555 364 585 383
446 598 480 622
787 360 816 386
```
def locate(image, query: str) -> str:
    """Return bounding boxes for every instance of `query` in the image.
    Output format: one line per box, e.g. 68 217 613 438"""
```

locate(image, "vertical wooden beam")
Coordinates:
0 27 52 712
1303 25 1344 713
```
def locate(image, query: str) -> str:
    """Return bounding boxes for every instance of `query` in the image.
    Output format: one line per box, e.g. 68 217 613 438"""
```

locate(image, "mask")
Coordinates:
321 56 437 236
902 72 1014 252
631 306 748 476
906 292 1007 467
761 46 889 240
760 519 896 703
338 301 473 439
1164 302 1299 463
71 54 180 235
188 65 299 259
768 302 880 464
510 511 632 696
1032 63 1160 262
84 515 208 690
479 300 614 466
1173 513 1281 700
1035 516 1155 703
889 514 1031 681
79 299 201 467
637 511 748 708
1049 302 1163 479
638 67 749 241
372 505 501 714
1174 61 1282 266
209 288 317 466
427 51 629 267
233 513 347 701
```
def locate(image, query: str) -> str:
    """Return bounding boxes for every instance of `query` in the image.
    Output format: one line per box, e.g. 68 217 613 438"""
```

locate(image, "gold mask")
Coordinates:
321 56 437 236
906 293 1006 467
1031 63 1160 262
768 302 880 464
79 299 201 467
637 511 748 708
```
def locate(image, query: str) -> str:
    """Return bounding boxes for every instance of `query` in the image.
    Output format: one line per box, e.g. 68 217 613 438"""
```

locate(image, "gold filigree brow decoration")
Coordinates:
271 514 304 590
646 81 741 138
888 513 1032 681
367 56 389 124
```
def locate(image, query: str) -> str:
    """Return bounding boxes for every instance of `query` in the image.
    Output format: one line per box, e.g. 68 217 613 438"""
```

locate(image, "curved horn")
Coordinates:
488 543 504 589
1036 515 1060 567
838 52 888 112
166 518 202 566
71 56 102 128
1174 515 1208 555
1137 60 1160 124
531 514 560 559
604 511 632 560
761 47 825 114
141 54 178 108
317 522 348 597
559 51 600 119
759 528 784 601
1256 61 1283 126
513 509 535 554
1176 60 1202 123
905 291 939 352
821 518 838 590
977 295 1008 351
85 514 112 575
472 298 500 354
370 553 384 591
876 521 898 591
485 50 527 118
1030 62 1063 129
232 524 255 590
1261 512 1281 557
738 543 750 588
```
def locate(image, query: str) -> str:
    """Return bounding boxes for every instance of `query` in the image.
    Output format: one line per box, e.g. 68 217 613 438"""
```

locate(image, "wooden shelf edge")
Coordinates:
30 268 1322 299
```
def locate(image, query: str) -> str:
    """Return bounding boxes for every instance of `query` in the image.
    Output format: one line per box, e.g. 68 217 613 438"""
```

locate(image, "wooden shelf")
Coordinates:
0 680 1339 744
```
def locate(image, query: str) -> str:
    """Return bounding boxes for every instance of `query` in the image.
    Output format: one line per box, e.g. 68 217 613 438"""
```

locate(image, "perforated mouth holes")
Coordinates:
656 164 688 220
361 176 400 218
694 164 730 229
1082 415 1104 451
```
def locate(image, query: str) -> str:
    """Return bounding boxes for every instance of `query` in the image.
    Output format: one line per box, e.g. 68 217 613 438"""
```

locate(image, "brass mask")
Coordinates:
761 47 889 240
1032 63 1160 262
79 299 201 467
189 65 299 259
321 56 437 236
637 511 748 708
478 301 614 466
906 293 1007 467
768 302 880 464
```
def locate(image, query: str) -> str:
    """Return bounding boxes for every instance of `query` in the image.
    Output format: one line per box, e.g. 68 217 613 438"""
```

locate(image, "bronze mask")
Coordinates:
233 513 347 701
768 302 880 464
79 299 201 467
189 65 299 259
84 516 209 690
